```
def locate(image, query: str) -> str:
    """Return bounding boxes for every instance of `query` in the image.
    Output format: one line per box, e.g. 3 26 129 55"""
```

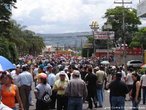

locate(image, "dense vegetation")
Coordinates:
0 0 45 62
83 7 146 57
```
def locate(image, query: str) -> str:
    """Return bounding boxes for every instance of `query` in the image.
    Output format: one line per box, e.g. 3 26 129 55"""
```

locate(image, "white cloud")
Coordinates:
12 0 143 33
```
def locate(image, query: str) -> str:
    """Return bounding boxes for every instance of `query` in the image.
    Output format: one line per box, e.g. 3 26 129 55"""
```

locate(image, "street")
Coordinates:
27 89 146 110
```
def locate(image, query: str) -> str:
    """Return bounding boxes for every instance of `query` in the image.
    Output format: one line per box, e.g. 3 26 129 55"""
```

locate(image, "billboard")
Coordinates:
94 31 115 40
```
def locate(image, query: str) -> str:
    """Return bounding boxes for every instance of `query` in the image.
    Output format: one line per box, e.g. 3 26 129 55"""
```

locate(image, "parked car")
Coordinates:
127 60 143 68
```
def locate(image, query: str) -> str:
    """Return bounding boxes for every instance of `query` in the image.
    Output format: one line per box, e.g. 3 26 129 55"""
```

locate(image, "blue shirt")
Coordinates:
48 73 56 87
17 71 33 86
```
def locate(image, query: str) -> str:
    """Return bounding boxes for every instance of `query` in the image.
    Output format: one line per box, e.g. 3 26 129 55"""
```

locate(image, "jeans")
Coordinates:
97 88 104 106
142 87 146 104
29 90 32 104
12 107 17 110
132 99 140 110
67 97 83 110
111 96 125 110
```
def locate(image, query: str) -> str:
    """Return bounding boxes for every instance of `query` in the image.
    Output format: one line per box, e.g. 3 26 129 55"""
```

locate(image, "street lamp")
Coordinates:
103 22 112 60
89 21 99 56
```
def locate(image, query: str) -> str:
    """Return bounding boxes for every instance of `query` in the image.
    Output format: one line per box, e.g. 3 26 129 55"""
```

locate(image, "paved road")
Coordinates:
28 89 146 110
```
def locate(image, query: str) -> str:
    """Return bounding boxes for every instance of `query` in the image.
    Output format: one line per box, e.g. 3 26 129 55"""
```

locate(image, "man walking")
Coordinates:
65 70 88 110
53 71 68 110
96 66 107 107
106 72 129 110
17 65 33 110
85 66 97 109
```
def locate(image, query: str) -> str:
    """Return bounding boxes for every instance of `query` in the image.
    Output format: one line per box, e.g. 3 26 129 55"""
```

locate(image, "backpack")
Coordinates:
41 91 51 104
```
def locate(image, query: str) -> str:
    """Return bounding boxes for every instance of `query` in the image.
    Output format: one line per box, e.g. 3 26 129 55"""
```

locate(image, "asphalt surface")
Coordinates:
28 89 146 110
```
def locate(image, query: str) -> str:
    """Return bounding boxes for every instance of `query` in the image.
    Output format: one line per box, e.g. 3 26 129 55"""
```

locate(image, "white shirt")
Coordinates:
121 70 126 82
0 102 12 110
141 74 146 87
126 72 133 85
11 70 20 87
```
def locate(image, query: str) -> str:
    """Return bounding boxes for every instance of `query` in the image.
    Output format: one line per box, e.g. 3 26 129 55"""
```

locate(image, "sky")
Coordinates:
12 0 145 34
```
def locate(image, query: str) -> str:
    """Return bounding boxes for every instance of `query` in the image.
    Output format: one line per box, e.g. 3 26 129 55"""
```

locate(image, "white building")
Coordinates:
137 0 146 17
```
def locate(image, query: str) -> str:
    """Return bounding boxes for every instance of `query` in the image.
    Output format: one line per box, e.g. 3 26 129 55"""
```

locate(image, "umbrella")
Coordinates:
141 64 146 69
0 56 16 71
100 61 110 65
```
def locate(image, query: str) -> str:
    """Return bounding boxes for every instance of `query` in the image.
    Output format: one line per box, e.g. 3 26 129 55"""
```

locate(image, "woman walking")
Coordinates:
130 73 141 110
1 72 24 110
34 73 52 110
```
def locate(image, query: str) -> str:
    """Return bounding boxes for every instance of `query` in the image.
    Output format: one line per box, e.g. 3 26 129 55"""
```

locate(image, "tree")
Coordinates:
0 1 45 62
9 21 45 56
130 27 146 49
0 0 16 36
104 6 141 45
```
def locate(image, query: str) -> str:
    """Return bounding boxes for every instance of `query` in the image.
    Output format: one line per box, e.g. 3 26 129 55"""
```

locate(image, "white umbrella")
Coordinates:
100 61 110 65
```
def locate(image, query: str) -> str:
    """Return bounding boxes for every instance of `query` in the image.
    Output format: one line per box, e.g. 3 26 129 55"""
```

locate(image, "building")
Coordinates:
137 0 146 17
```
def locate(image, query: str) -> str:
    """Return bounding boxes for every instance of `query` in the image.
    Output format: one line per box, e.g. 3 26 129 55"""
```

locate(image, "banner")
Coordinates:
94 31 115 40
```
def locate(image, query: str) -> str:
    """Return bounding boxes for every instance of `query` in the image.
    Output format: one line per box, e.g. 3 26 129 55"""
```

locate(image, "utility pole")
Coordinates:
89 21 99 57
114 0 132 73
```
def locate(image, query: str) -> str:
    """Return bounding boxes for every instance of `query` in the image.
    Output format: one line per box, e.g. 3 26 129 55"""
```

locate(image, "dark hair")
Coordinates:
59 65 65 71
1 72 13 84
22 66 29 71
132 73 140 81
88 67 92 73
116 72 122 80
99 65 104 71
40 78 47 84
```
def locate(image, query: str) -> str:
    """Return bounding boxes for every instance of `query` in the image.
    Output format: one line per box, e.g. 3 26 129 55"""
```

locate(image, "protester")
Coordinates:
119 66 126 82
140 71 146 105
106 72 129 110
33 64 39 86
47 65 57 109
55 66 69 81
125 68 134 100
0 102 13 110
65 70 88 110
1 72 24 110
85 66 97 109
53 71 68 110
96 65 107 107
10 64 21 86
34 73 52 110
17 65 33 110
130 73 141 110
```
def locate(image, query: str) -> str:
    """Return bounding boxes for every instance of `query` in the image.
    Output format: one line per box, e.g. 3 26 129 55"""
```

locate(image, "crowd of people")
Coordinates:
0 55 146 110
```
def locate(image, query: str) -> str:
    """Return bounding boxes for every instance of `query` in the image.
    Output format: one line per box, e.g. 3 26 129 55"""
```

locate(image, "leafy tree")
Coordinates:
0 0 16 36
87 36 94 43
130 27 146 49
0 38 11 59
9 21 45 56
104 6 141 45
0 1 45 62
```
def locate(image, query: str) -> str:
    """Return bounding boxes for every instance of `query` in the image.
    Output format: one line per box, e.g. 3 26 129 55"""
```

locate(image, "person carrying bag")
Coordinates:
34 73 52 110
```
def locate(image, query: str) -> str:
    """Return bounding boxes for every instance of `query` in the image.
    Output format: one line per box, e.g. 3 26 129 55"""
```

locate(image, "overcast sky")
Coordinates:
12 0 145 34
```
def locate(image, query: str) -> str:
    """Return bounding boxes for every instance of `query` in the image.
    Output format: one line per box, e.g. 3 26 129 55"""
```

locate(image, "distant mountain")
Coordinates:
38 32 91 48
38 32 91 37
